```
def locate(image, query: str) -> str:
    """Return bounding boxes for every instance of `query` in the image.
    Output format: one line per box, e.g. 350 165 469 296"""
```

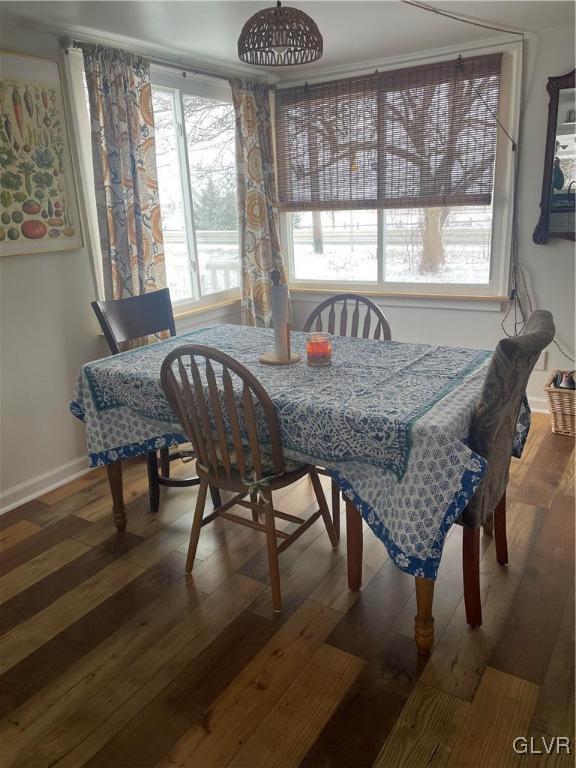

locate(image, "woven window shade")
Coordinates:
275 53 503 211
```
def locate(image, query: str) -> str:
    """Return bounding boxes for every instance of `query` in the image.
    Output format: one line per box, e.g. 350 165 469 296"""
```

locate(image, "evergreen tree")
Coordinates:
193 176 237 230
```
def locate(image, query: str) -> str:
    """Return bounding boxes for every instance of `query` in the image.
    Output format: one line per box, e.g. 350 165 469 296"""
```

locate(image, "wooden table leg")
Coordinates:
106 462 126 532
415 577 435 656
346 498 363 591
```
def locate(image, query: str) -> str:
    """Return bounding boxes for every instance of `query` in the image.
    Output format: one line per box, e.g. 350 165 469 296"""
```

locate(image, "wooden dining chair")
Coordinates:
303 293 392 536
303 293 392 341
160 343 339 611
91 288 220 513
460 310 555 627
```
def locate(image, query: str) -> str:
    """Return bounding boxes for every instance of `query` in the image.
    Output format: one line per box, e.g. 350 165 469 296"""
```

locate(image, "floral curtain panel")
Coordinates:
230 79 286 326
82 44 166 300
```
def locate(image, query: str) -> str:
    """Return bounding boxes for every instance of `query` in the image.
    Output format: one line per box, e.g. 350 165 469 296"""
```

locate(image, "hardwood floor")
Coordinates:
0 413 573 768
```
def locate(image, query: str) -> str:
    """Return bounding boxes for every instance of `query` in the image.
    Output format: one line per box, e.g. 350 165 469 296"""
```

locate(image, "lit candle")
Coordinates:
306 332 333 367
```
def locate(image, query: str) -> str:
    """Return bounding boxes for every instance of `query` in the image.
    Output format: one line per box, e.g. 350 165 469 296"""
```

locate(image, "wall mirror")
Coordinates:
533 69 575 244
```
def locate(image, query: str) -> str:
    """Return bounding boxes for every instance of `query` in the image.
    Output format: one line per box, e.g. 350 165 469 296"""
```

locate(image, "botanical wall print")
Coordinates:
0 52 82 256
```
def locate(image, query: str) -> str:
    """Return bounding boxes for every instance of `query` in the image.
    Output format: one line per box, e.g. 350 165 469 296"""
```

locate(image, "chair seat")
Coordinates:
214 442 305 483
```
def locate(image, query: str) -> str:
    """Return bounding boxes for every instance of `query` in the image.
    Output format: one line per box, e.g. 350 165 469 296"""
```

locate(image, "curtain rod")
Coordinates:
58 35 271 86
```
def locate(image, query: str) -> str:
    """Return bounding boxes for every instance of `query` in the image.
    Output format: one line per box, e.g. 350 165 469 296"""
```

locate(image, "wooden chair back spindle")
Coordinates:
303 293 392 341
161 345 286 489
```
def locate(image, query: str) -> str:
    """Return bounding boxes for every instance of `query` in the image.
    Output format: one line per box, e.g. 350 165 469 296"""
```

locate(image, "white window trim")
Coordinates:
278 38 522 302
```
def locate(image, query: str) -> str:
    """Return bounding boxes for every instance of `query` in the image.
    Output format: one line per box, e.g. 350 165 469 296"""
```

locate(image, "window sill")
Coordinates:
173 292 241 321
288 286 509 312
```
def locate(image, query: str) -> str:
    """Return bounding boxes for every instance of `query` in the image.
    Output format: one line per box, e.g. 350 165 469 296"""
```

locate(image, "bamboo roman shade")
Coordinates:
275 53 503 211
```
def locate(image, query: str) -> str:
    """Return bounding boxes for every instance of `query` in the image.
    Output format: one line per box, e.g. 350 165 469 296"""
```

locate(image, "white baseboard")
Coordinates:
527 394 550 414
0 455 91 515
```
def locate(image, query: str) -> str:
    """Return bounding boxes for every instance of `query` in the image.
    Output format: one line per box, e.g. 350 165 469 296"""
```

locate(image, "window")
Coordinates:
278 45 520 296
70 48 240 305
151 76 239 304
292 210 378 282
290 205 492 285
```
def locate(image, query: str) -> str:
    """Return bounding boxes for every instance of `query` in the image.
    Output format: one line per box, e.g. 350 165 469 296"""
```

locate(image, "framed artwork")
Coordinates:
0 51 83 256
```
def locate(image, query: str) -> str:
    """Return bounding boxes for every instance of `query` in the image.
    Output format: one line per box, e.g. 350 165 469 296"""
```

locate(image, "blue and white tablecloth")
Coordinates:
71 325 529 580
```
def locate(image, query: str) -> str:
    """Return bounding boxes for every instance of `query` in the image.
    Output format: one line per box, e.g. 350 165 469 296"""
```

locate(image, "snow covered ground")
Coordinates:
292 207 492 284
163 205 493 304
292 242 490 284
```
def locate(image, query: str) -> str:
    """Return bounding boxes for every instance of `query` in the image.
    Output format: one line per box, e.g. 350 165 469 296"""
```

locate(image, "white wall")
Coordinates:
0 24 240 512
290 26 575 409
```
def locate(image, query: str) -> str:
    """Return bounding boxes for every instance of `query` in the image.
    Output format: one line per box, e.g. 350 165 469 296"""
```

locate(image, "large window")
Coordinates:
279 45 520 297
151 76 239 303
290 205 493 285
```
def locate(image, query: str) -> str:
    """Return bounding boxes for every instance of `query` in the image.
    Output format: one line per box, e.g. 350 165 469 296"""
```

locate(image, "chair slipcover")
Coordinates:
461 310 555 528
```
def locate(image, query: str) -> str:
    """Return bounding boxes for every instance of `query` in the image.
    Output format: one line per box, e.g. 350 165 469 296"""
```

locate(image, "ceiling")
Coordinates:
1 1 574 80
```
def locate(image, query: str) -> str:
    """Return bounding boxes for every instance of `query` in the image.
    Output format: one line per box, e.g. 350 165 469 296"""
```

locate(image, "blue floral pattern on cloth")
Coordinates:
73 325 489 478
70 325 529 580
513 397 531 459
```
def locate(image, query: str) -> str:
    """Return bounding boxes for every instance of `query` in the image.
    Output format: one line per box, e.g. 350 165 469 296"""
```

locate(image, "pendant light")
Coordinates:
238 1 323 66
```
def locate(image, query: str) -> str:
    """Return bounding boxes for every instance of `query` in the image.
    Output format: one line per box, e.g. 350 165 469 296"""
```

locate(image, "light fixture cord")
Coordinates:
401 0 523 36
402 0 575 363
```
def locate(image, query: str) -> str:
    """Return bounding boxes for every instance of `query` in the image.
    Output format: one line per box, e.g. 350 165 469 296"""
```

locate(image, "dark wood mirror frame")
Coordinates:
533 69 575 244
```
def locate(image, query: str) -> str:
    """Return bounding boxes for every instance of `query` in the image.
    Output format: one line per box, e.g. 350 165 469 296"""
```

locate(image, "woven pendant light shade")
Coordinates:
238 1 323 66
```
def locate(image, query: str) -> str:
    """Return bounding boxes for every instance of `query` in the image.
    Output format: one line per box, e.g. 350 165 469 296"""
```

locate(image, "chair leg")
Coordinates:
331 479 341 540
250 490 259 522
494 491 508 566
262 489 282 613
482 513 494 536
209 486 222 509
146 451 160 513
463 527 482 628
159 446 170 478
309 468 338 547
185 480 209 573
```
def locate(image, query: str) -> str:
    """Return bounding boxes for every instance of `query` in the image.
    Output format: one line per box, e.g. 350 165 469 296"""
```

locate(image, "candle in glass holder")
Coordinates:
306 332 332 367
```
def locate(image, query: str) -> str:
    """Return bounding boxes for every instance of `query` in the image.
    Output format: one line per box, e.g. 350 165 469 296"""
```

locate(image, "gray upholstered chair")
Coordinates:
461 310 555 627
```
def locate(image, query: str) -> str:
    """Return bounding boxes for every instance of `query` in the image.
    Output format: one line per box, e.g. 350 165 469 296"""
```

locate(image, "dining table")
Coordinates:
70 323 530 655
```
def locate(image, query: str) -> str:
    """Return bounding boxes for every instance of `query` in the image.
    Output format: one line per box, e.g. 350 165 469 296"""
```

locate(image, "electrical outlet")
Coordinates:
534 351 547 371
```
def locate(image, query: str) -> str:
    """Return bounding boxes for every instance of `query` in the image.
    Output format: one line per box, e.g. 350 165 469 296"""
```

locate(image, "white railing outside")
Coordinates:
163 229 240 301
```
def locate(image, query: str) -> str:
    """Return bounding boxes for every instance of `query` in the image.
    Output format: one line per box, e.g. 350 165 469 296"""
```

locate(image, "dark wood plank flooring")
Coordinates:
0 413 573 768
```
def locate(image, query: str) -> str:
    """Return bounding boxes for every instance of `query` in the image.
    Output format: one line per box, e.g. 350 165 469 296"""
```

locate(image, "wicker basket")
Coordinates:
545 371 576 436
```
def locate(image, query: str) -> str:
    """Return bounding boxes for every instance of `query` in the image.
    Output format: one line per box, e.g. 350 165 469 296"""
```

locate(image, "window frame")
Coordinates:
151 67 241 310
279 39 522 300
